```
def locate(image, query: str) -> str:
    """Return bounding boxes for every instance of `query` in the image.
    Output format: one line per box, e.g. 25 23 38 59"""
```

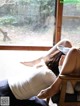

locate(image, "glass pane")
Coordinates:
0 0 55 46
61 3 80 47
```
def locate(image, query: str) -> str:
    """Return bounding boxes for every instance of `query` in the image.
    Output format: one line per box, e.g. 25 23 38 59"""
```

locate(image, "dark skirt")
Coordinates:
0 80 48 106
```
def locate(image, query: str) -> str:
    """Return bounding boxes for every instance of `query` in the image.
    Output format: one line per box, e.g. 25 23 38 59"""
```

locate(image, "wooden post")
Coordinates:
54 0 63 44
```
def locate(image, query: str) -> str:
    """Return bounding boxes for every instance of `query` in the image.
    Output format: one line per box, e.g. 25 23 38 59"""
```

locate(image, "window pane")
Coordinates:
61 3 80 47
0 0 55 46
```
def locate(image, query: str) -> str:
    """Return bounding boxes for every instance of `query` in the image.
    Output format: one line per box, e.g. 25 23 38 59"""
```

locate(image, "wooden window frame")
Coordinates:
54 0 63 44
0 0 63 51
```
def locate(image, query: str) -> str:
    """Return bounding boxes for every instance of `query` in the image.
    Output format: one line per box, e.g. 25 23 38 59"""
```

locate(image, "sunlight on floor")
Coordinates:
0 50 47 80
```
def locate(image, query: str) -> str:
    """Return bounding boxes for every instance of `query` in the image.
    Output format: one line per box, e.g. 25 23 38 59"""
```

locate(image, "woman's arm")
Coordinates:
21 39 72 67
37 76 61 99
20 57 42 67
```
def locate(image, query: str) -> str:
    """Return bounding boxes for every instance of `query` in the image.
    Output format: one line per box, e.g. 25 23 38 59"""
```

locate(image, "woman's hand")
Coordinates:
37 77 62 99
37 87 52 99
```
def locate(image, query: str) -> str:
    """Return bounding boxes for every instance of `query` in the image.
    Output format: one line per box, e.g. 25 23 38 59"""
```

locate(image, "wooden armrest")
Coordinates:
59 74 80 80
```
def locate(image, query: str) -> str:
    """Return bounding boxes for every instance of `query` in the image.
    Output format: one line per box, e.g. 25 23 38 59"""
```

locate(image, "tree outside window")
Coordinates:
0 0 56 46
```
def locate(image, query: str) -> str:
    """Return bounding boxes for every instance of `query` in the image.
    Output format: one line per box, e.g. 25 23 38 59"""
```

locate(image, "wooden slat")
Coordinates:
0 45 51 51
63 16 80 19
63 102 80 106
59 75 80 80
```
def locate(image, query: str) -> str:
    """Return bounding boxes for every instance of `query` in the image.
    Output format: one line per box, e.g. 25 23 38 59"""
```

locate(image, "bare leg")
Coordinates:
37 48 80 99
60 48 80 75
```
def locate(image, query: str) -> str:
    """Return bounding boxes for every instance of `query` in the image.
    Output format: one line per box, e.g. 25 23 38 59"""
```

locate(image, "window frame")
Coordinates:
0 0 63 51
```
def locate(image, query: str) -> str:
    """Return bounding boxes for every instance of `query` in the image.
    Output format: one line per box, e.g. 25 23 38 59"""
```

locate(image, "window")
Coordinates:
61 2 80 47
0 0 56 47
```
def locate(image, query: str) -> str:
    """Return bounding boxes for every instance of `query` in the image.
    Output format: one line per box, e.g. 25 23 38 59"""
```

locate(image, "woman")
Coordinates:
0 39 72 106
37 47 80 99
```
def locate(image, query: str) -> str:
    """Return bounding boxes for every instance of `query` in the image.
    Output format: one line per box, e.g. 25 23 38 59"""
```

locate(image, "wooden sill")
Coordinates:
0 45 52 51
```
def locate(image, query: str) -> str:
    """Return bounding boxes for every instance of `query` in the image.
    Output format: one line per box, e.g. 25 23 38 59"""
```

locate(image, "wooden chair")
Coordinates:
59 74 80 106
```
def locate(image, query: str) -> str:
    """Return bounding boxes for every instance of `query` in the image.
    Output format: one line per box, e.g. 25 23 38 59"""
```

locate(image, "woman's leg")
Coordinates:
0 80 18 105
37 48 80 99
60 48 80 75
18 96 48 106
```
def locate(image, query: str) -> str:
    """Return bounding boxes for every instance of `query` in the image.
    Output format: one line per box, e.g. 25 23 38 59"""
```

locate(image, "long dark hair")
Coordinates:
45 51 64 76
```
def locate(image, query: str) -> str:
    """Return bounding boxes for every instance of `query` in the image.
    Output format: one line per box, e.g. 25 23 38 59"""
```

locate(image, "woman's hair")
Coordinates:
45 51 64 76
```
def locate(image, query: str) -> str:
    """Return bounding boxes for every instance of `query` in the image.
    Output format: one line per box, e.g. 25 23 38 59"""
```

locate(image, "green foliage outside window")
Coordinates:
0 0 55 28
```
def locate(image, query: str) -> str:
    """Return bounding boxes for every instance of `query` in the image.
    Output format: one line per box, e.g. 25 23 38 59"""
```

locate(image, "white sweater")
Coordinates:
7 60 56 100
